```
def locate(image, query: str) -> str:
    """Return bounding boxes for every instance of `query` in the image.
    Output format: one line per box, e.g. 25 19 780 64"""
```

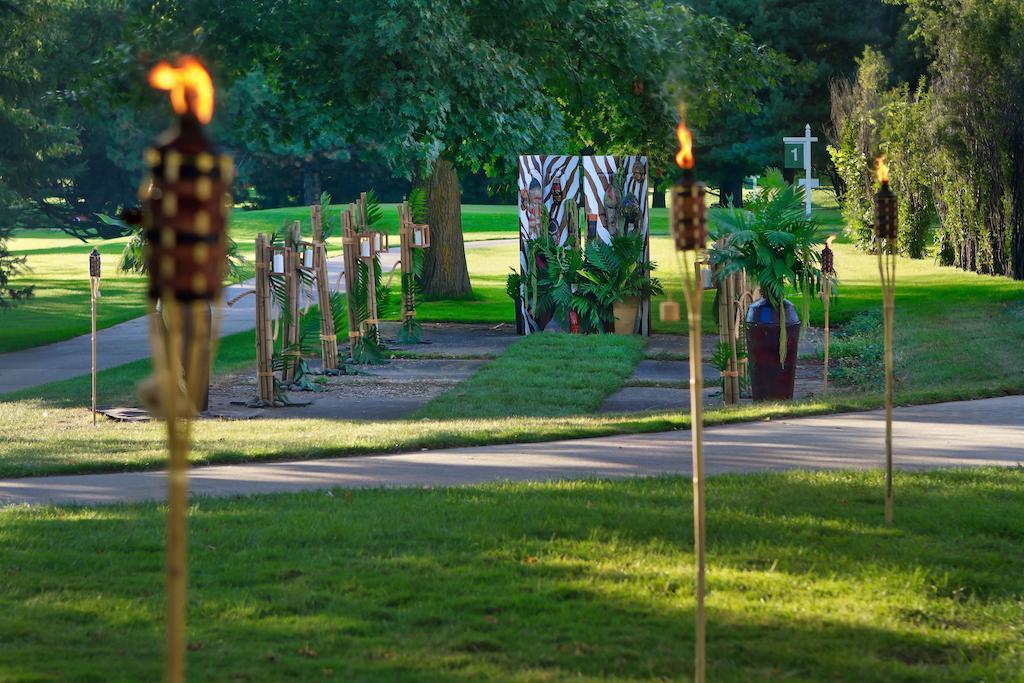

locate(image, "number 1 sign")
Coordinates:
782 124 819 216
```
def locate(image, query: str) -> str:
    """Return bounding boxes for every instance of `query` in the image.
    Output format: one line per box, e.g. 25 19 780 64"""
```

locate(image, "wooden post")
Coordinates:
254 235 275 403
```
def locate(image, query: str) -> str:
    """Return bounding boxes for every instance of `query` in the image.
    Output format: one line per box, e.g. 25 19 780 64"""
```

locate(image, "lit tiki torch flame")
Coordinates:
139 56 232 683
148 57 215 124
676 122 695 170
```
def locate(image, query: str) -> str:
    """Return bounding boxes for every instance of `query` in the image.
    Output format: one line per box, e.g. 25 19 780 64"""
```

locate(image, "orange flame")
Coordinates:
149 57 214 124
675 123 694 170
876 155 889 184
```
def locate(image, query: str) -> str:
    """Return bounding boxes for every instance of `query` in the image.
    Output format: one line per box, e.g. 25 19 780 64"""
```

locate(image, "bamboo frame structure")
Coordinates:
254 234 275 403
878 238 896 526
399 203 415 326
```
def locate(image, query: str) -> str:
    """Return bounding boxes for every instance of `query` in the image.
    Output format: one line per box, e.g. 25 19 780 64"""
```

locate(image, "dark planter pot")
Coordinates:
745 298 801 402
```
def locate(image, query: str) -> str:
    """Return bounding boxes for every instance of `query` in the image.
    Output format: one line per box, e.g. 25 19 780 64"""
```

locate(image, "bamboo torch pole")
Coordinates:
142 57 232 683
89 248 101 425
670 121 709 683
874 156 898 527
821 236 835 392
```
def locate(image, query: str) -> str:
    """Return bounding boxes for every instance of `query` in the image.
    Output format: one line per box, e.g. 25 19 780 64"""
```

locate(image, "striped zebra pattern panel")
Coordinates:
516 155 581 334
582 155 651 335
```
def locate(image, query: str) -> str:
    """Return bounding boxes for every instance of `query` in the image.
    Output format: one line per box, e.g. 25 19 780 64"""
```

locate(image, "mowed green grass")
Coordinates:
417 334 644 419
0 469 1021 681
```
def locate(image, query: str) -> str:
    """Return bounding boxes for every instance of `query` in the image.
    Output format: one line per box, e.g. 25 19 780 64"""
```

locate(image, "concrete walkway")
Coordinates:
0 239 516 395
1 396 1021 507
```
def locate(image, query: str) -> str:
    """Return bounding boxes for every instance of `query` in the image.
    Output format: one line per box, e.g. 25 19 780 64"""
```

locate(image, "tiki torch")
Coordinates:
821 236 836 392
89 247 101 425
140 56 232 683
669 121 708 683
874 156 897 527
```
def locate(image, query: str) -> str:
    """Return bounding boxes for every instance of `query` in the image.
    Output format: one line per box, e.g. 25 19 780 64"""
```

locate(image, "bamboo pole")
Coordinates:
726 273 740 402
342 208 360 353
91 277 98 425
823 276 831 392
311 205 338 370
680 249 706 683
254 235 274 403
878 240 896 526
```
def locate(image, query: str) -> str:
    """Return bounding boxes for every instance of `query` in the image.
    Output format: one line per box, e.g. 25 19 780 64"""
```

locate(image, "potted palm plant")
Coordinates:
708 169 826 400
577 232 662 334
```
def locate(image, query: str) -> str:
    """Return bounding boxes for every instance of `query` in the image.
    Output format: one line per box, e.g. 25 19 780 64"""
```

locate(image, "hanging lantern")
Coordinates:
272 248 286 274
358 233 375 260
411 222 431 248
670 123 706 252
302 243 314 268
874 156 898 240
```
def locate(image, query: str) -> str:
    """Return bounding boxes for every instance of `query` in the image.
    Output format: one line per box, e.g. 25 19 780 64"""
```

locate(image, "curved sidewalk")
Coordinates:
1 396 1021 507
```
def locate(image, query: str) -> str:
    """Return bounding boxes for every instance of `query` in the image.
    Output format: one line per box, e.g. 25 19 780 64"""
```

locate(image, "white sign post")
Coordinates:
783 124 819 216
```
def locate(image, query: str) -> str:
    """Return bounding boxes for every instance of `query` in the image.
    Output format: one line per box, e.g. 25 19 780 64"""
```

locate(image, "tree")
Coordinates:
91 0 780 297
688 0 920 200
898 0 1024 278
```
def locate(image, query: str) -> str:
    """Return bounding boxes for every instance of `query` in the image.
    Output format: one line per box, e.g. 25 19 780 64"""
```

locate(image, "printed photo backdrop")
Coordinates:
516 154 650 335
582 155 651 335
516 155 581 334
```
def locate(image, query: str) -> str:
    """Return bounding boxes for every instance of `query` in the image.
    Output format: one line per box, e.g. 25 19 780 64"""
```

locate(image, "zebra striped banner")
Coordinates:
582 155 651 335
516 155 581 334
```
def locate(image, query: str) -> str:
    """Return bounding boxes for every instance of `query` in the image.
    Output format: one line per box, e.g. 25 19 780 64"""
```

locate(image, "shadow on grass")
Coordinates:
0 470 1021 681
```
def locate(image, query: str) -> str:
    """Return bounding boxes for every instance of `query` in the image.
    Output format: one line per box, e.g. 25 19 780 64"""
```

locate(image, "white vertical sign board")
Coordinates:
782 124 819 217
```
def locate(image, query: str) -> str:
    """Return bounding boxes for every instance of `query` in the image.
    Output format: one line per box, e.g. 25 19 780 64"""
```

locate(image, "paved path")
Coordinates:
0 239 516 395
2 396 1021 507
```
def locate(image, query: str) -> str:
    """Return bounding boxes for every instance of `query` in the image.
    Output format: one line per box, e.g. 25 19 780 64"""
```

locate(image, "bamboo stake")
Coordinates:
680 249 706 683
878 240 896 526
255 235 274 403
91 278 98 425
823 276 831 392
311 205 338 370
726 273 740 402
342 209 360 352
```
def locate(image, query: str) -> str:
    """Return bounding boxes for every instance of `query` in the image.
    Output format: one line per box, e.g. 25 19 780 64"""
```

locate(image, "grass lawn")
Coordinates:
416 334 644 419
0 204 517 354
1 469 1021 681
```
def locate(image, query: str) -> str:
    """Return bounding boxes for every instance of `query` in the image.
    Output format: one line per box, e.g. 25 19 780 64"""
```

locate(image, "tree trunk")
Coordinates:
719 175 744 209
651 182 665 208
420 157 472 296
302 168 321 206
